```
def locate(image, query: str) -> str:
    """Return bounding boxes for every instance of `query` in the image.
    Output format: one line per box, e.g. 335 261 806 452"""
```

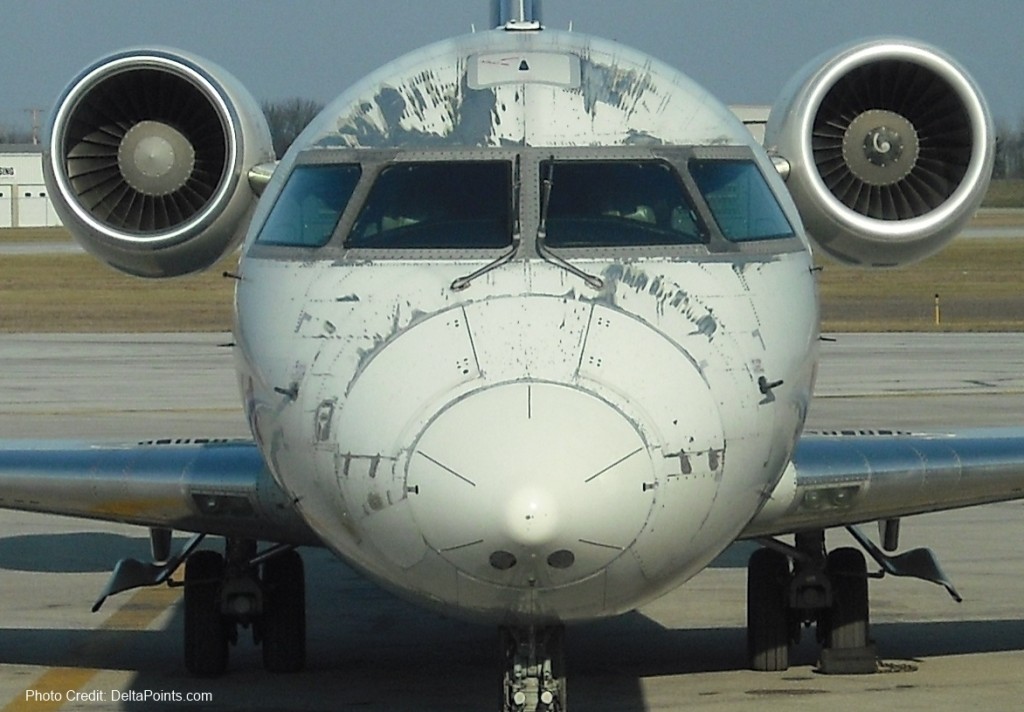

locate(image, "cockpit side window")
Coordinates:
689 159 794 242
540 160 704 247
256 164 361 248
347 161 512 249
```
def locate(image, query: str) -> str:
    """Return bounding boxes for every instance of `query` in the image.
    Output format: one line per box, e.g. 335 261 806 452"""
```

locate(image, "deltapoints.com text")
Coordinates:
25 689 214 704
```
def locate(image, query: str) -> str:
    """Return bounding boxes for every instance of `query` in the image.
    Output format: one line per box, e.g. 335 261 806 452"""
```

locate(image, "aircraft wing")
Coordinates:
743 428 1024 539
5 430 1020 547
0 439 319 546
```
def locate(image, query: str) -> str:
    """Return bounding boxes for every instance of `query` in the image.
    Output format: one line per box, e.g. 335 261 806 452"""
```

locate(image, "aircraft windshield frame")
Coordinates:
689 157 796 243
346 160 515 250
254 163 362 248
247 146 804 260
523 146 803 258
537 158 707 249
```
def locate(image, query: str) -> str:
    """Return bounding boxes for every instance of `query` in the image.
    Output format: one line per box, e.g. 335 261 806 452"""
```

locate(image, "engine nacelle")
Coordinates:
44 48 275 278
766 38 994 267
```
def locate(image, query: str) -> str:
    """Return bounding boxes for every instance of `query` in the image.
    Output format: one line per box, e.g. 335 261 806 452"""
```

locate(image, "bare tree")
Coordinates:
262 98 324 159
994 118 1024 179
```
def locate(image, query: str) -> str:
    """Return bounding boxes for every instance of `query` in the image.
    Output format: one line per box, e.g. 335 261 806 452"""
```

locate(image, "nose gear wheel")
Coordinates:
501 626 567 712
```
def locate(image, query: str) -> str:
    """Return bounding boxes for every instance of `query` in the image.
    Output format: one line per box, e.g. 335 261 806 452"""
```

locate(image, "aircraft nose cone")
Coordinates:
406 381 657 587
505 487 559 547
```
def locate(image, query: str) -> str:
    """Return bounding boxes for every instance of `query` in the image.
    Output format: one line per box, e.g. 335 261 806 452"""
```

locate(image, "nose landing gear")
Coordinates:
501 626 567 712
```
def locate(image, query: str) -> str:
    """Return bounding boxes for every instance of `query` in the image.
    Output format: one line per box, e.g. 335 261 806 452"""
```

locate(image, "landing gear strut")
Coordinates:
182 541 306 676
501 626 567 711
746 533 874 674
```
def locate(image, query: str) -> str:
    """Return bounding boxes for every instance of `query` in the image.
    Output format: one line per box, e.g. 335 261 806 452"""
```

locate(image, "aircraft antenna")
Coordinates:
491 0 543 29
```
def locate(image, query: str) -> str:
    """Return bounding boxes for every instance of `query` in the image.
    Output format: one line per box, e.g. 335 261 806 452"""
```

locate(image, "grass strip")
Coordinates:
817 238 1024 332
0 253 236 332
1 236 1022 333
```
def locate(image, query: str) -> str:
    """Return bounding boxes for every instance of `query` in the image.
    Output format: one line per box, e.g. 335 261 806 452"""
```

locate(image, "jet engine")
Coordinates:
44 49 275 278
766 39 994 267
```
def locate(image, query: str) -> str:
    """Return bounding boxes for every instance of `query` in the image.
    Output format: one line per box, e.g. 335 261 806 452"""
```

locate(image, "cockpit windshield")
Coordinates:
256 164 361 248
689 159 794 242
540 160 703 247
347 161 513 249
252 152 798 255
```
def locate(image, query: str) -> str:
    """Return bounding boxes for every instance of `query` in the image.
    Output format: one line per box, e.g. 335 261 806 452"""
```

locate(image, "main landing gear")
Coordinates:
183 540 306 676
747 532 876 674
501 626 567 712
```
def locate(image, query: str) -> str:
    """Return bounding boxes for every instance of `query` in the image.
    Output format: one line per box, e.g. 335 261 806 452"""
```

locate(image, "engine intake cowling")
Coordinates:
766 39 994 267
44 48 275 278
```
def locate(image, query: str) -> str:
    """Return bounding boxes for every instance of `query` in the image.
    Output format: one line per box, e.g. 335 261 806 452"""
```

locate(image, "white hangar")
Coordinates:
0 145 62 228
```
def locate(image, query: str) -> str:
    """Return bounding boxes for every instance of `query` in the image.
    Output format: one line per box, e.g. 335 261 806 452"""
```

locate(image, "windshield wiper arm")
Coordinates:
450 237 519 291
451 155 521 292
536 160 604 290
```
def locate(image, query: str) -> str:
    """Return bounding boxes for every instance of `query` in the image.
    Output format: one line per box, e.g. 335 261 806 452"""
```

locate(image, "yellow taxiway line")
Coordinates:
2 584 179 711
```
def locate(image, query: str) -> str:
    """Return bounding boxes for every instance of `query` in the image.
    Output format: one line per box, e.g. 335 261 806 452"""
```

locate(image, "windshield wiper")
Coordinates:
536 160 604 290
450 238 519 291
451 155 521 292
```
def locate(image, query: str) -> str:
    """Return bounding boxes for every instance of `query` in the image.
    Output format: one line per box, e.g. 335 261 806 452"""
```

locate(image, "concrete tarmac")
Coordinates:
0 332 1022 711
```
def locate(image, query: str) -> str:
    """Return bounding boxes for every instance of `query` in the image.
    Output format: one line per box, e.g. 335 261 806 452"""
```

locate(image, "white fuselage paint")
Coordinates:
233 28 819 625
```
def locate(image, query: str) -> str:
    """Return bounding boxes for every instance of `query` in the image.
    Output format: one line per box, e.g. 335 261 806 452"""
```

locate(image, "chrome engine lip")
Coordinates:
768 37 994 260
801 40 991 240
45 49 242 249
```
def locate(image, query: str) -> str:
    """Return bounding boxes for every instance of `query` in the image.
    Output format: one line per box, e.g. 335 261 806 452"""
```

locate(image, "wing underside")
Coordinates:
0 440 319 546
744 428 1024 539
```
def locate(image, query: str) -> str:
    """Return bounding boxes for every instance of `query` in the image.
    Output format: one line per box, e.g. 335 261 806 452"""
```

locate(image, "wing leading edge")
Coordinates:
744 428 1024 539
0 440 319 546
4 430 1021 548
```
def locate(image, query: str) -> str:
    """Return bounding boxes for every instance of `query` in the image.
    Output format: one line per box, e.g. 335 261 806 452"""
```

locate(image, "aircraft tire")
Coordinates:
184 550 230 676
261 549 306 673
824 547 869 650
747 547 791 671
500 625 567 712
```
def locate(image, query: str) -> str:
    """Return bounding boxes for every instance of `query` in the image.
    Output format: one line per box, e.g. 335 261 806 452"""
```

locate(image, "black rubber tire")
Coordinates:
747 547 791 672
261 549 306 673
824 547 870 650
184 550 229 676
499 627 567 712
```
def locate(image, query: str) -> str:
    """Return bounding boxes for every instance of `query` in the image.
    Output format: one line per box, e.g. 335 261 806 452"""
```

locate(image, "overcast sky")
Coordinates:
2 0 1023 136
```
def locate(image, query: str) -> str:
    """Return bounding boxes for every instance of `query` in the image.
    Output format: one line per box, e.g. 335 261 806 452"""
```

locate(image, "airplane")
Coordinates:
1 0 1021 709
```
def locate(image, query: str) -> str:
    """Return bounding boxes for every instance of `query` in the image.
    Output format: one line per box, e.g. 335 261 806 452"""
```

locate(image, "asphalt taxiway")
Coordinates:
0 332 1022 711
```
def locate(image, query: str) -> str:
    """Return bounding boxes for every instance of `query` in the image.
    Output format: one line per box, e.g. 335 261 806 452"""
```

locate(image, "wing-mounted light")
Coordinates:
44 48 275 277
766 39 993 267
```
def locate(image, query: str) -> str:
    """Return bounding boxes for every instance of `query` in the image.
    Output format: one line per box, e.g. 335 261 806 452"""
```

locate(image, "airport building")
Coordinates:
0 145 62 228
